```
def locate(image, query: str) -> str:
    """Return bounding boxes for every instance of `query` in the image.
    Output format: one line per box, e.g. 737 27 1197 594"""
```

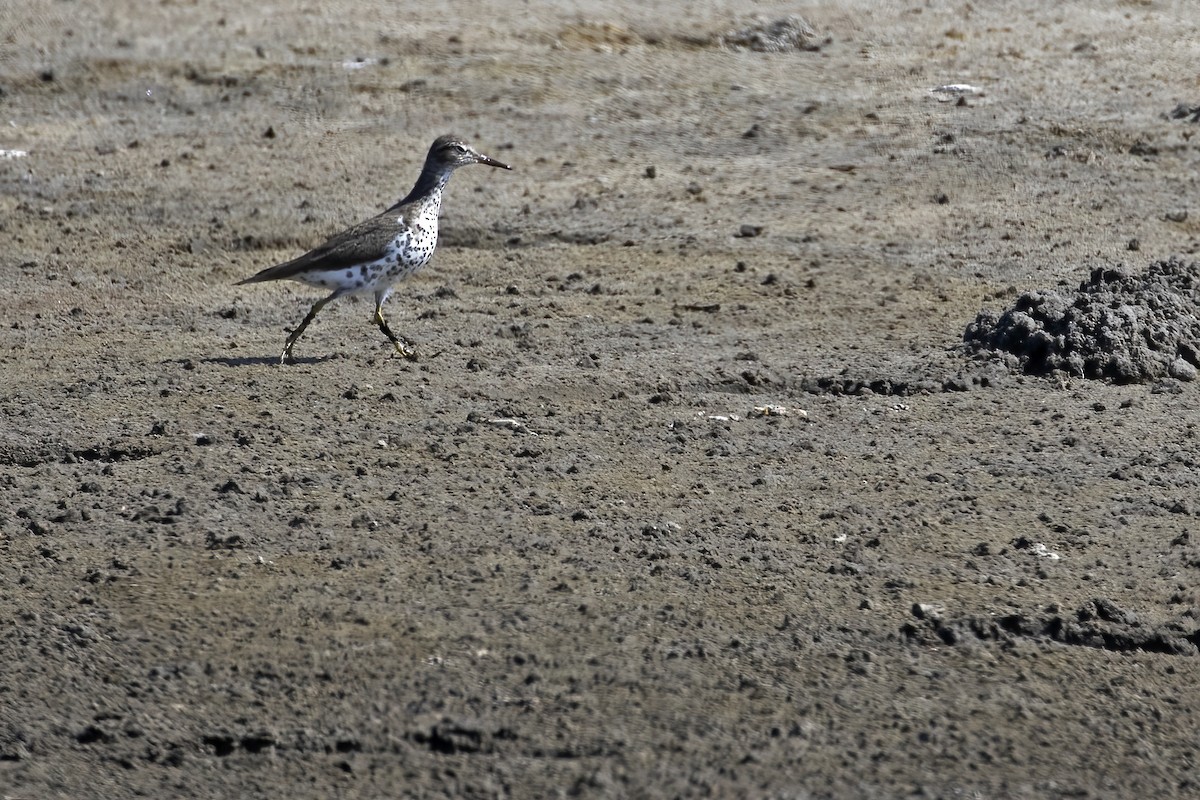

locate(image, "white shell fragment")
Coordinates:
1029 543 1062 561
930 84 982 102
485 417 538 435
340 57 379 70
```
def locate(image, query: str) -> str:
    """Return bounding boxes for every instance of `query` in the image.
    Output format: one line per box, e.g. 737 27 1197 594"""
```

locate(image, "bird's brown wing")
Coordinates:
236 213 406 285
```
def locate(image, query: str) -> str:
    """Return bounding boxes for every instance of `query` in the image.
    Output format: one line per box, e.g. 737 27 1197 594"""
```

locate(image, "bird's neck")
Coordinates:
390 163 453 214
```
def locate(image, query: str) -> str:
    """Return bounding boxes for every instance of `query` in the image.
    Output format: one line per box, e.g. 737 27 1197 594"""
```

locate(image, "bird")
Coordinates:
236 134 512 363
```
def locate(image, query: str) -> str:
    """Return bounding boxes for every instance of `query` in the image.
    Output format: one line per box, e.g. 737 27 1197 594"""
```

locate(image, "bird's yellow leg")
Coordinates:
373 301 417 360
281 295 334 364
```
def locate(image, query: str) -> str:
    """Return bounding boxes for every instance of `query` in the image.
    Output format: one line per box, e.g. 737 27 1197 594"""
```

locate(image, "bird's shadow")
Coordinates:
171 350 433 369
194 355 335 367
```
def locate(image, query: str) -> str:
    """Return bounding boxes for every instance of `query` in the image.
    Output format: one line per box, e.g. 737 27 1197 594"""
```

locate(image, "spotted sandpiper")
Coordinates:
236 134 511 363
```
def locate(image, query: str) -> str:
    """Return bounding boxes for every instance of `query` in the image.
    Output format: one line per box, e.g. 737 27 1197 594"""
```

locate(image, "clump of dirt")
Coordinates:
1168 103 1200 123
718 16 821 52
964 258 1200 383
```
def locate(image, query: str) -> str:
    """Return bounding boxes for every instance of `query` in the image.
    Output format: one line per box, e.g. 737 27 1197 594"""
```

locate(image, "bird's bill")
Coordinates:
476 153 512 170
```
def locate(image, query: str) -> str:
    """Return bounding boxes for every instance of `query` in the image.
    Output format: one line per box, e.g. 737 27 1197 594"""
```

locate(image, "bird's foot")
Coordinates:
391 341 419 361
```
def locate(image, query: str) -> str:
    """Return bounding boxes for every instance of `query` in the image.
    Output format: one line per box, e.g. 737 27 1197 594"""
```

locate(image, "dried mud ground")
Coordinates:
4 1 1200 798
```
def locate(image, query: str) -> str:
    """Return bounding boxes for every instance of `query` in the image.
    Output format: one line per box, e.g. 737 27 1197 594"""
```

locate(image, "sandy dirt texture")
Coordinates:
3 1 1200 798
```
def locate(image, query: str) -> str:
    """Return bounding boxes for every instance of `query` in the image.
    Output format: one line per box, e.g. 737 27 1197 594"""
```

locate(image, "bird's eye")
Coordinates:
453 144 468 153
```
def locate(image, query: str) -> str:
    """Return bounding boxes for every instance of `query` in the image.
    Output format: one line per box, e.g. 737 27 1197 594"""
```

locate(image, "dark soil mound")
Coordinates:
964 258 1200 383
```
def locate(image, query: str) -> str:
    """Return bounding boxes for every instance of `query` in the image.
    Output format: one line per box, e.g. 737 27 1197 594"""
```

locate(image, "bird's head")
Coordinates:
429 135 512 171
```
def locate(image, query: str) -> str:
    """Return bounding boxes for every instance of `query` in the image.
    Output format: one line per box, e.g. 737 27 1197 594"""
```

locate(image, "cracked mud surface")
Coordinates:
4 2 1200 798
